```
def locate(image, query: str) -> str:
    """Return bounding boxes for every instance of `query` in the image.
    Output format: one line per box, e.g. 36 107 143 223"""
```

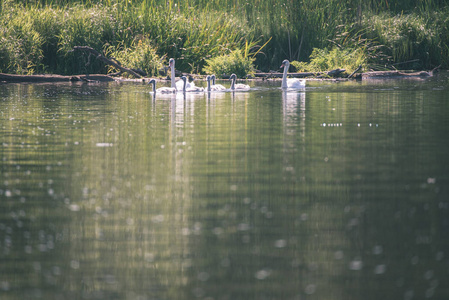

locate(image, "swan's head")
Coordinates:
169 58 175 68
229 74 237 81
206 75 211 82
281 59 290 69
148 79 156 84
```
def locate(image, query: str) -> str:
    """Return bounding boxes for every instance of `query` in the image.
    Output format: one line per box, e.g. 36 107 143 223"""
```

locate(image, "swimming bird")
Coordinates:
180 76 204 93
169 58 196 91
148 78 177 94
229 74 250 91
206 75 226 92
209 75 227 91
280 59 306 89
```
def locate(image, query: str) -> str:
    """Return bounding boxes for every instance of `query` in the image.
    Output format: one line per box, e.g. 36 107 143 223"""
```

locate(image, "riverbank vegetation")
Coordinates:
1 0 448 76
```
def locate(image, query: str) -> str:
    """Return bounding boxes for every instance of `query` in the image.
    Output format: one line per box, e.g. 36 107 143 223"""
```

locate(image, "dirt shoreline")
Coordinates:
0 70 436 84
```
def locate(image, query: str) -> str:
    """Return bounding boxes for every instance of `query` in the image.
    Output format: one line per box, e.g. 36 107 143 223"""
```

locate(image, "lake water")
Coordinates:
1 75 448 300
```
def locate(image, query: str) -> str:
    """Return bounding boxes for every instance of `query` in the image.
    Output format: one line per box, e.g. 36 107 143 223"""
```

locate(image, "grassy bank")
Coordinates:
1 0 448 76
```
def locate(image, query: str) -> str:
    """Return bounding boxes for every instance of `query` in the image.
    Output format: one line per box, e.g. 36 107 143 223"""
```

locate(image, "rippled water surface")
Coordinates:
1 75 449 300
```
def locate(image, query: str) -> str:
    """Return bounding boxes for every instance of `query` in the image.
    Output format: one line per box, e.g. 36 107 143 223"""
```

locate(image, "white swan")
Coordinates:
168 58 195 91
210 75 227 91
148 78 177 94
229 74 250 91
281 59 306 89
180 76 204 93
206 75 226 92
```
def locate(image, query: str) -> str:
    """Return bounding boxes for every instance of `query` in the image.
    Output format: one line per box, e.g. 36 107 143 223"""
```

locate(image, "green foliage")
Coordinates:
30 7 63 72
105 38 162 76
291 47 368 75
1 0 449 74
204 49 255 78
0 0 256 75
57 4 117 74
0 3 44 74
431 9 449 68
363 12 440 69
142 8 251 73
326 23 391 71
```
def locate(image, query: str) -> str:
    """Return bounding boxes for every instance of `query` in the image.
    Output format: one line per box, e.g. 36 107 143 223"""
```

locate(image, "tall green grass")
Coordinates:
1 0 448 75
363 9 449 69
1 0 254 74
0 3 44 74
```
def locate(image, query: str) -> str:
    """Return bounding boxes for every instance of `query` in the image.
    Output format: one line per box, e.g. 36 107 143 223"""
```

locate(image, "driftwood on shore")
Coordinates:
0 73 115 83
254 68 346 78
0 66 438 84
361 70 433 79
254 69 435 80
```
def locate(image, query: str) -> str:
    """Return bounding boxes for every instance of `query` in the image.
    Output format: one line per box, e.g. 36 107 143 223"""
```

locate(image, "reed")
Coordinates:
1 0 448 75
0 3 44 74
361 11 444 69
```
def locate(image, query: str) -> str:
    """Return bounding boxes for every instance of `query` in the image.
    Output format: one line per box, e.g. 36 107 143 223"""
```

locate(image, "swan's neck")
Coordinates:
170 63 176 89
230 77 235 90
281 64 289 89
207 78 211 92
151 81 156 93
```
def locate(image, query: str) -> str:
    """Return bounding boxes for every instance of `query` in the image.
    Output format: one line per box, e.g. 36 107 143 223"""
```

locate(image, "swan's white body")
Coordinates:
169 58 196 91
176 78 196 90
206 75 226 92
281 60 306 89
148 79 177 94
210 75 226 91
180 76 204 93
229 74 250 91
158 86 177 94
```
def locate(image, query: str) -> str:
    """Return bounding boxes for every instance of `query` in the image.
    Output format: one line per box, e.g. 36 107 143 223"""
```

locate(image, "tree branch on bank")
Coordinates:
71 46 142 78
348 65 362 78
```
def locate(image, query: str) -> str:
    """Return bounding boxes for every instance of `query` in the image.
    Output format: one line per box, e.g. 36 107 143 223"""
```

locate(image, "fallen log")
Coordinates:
71 46 142 78
327 68 345 76
0 73 72 83
361 70 432 79
255 68 346 78
255 72 317 78
0 73 115 83
71 74 116 82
